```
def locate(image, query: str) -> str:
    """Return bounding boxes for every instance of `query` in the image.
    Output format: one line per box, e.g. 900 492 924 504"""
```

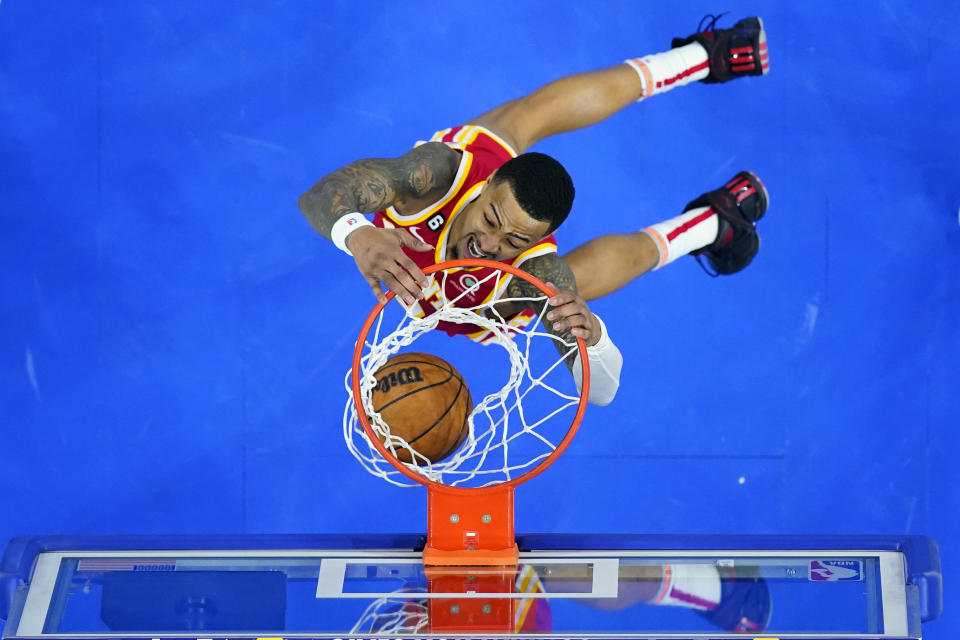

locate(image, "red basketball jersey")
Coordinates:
373 125 558 342
514 564 553 632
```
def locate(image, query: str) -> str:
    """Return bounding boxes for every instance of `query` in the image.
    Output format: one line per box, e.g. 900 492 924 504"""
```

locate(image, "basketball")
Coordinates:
369 352 472 463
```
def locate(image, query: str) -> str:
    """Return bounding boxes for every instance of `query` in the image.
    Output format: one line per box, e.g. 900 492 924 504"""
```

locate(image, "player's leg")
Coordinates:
468 16 769 154
537 562 771 631
537 563 663 611
468 63 645 154
562 232 660 301
567 171 769 301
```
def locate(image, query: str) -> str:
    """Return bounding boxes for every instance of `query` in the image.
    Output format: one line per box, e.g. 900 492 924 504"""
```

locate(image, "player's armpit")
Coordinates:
298 142 460 239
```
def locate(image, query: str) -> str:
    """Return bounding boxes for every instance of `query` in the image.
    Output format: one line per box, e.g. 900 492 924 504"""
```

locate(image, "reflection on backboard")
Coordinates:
0 534 941 639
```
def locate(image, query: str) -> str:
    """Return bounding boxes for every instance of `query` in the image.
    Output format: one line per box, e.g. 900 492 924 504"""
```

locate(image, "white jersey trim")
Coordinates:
433 183 484 263
387 125 516 225
461 125 519 158
419 125 518 158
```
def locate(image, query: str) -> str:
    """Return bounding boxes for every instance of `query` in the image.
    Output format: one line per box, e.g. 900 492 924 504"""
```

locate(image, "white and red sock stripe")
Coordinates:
650 564 722 611
642 205 718 268
625 42 710 99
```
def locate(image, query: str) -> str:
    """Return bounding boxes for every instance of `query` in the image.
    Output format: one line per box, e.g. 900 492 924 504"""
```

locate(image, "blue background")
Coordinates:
1 0 957 636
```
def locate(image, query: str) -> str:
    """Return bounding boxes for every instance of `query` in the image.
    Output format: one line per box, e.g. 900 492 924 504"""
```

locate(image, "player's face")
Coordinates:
447 178 551 262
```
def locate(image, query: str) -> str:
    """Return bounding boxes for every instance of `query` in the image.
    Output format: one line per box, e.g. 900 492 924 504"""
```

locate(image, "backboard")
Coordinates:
1 533 941 639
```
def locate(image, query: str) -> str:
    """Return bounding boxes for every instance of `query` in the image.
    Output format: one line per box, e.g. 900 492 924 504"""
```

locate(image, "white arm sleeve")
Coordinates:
570 314 622 406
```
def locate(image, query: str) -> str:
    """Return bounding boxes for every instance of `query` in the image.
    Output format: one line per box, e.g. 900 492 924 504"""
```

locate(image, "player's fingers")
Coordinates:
395 253 429 289
380 267 420 306
366 277 388 305
543 282 559 301
569 326 592 341
397 229 434 252
550 312 588 332
547 298 584 316
387 258 427 301
546 299 587 323
378 271 413 305
544 284 576 307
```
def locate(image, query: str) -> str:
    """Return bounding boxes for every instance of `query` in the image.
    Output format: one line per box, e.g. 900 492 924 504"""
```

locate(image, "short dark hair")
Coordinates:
491 152 574 235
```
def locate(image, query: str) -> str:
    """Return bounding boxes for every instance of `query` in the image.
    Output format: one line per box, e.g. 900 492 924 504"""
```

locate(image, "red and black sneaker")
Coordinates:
689 171 769 276
698 565 773 631
672 15 770 83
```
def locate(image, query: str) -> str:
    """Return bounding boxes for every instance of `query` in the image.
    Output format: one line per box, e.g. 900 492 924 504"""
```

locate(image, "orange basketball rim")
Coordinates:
351 259 590 566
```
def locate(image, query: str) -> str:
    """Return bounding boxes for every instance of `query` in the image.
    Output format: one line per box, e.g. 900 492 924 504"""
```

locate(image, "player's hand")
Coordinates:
543 282 601 347
346 226 433 305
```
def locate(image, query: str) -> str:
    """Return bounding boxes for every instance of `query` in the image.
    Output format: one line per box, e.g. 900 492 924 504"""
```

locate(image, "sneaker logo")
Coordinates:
809 560 863 582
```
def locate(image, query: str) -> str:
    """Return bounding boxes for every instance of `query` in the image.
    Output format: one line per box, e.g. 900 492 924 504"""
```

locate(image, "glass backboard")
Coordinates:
0 534 941 639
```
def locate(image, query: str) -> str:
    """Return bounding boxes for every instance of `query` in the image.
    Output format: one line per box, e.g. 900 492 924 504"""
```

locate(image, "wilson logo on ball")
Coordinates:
375 366 425 393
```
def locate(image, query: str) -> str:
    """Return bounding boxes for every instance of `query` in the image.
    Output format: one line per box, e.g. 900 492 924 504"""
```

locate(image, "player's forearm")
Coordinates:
298 160 400 239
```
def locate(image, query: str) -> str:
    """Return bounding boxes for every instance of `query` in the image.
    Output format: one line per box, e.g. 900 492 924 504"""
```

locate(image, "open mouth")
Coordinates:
460 236 488 260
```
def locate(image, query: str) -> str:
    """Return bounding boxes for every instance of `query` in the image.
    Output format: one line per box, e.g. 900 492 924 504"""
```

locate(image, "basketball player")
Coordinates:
300 16 770 412
354 561 771 634
530 561 772 632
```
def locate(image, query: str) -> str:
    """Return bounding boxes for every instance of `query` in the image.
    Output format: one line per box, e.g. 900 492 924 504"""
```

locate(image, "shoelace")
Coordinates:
696 11 730 32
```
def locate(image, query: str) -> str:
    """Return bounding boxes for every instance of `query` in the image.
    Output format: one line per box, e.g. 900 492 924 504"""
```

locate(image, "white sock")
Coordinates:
625 42 710 99
649 563 722 611
642 206 718 269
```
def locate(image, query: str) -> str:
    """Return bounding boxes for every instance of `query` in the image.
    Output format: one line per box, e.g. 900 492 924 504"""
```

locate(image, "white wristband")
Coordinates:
586 313 615 355
572 314 623 407
331 212 374 256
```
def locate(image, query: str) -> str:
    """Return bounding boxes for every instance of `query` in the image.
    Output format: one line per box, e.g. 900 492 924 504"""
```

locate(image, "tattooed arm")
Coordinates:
298 142 460 303
503 253 601 363
298 142 458 238
504 253 622 405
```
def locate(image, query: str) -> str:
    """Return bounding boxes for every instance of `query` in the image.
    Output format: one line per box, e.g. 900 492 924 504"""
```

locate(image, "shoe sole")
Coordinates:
741 170 770 213
757 17 770 75
740 170 767 262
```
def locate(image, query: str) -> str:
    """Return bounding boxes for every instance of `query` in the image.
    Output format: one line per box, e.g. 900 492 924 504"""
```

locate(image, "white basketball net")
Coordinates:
350 590 428 635
343 266 585 488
